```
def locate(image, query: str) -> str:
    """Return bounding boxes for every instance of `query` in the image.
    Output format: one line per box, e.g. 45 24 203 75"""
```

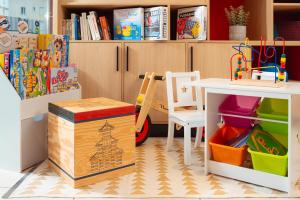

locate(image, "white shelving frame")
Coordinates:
0 69 82 172
183 78 300 194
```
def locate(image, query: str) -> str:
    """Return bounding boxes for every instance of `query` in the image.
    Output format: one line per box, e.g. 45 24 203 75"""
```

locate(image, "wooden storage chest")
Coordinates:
48 97 136 188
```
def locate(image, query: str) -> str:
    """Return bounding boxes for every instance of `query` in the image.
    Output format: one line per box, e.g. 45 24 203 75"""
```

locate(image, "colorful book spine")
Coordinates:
25 49 39 98
89 11 102 40
10 50 25 99
0 53 9 78
99 16 110 40
61 35 69 67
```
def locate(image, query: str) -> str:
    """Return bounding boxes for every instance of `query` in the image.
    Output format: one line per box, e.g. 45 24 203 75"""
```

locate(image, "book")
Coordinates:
247 125 287 155
83 13 92 40
0 52 9 78
177 6 207 40
33 50 49 96
71 13 77 40
38 34 69 68
0 32 38 53
87 14 96 40
50 66 79 93
10 49 26 99
89 11 102 40
144 6 168 40
114 8 144 40
99 16 111 40
80 16 85 40
24 49 40 98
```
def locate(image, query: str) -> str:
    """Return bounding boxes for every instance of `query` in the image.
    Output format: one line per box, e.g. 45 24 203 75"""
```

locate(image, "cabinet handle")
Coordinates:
190 46 194 72
116 46 119 71
126 46 129 71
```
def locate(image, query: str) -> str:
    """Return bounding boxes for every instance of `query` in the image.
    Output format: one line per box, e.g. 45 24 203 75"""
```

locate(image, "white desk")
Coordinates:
183 78 300 193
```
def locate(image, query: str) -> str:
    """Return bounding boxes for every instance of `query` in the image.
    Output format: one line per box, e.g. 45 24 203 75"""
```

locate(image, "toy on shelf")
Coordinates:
230 37 287 88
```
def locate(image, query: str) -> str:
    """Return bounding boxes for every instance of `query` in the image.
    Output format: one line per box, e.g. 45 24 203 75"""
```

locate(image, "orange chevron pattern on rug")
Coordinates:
174 140 199 195
131 145 146 195
155 141 173 195
5 138 300 199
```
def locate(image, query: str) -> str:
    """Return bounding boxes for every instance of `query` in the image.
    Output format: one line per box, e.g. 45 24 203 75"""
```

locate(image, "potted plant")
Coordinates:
225 5 250 40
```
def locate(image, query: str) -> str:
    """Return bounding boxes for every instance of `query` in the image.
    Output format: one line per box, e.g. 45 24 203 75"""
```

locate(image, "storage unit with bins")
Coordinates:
181 78 300 193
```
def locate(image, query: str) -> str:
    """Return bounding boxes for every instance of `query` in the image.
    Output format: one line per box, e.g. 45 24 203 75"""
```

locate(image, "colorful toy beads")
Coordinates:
279 54 286 82
234 55 247 80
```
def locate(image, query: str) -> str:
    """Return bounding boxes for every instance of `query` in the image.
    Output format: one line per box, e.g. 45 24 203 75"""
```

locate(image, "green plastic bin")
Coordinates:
256 98 288 148
248 148 288 176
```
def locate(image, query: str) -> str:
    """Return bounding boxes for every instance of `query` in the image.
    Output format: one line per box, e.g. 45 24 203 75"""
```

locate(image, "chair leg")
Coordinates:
166 119 175 151
194 127 201 148
184 125 192 165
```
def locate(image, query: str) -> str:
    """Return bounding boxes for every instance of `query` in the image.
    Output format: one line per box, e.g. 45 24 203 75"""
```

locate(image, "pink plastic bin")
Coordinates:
219 95 261 128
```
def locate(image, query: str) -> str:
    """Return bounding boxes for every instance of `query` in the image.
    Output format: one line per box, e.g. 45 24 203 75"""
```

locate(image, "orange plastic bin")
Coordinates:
209 125 248 166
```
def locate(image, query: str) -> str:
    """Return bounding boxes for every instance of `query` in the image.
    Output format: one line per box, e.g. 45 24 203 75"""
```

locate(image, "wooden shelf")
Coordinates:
60 0 208 7
68 39 300 46
274 3 300 11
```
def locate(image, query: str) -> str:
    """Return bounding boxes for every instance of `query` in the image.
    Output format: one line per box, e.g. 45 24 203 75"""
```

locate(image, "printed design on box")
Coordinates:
114 8 144 40
90 121 123 173
144 7 168 40
0 32 12 48
50 67 79 93
177 6 207 40
0 16 10 32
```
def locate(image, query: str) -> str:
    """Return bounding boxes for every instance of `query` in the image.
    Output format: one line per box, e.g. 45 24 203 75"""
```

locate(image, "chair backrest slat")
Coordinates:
166 71 202 113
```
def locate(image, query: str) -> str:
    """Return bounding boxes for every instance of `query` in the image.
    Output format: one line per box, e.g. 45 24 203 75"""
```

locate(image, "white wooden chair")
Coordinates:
165 71 205 165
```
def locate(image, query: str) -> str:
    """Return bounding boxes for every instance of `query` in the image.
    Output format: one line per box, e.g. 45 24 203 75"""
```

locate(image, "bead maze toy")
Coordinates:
230 37 287 87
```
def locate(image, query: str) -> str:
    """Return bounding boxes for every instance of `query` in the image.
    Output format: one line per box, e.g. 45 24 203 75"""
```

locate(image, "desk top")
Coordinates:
184 78 300 95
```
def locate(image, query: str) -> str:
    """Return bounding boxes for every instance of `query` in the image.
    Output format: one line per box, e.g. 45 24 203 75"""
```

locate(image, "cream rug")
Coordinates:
3 138 300 199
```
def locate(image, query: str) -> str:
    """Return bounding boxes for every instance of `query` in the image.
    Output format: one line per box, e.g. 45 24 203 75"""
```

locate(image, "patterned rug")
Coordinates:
3 138 300 199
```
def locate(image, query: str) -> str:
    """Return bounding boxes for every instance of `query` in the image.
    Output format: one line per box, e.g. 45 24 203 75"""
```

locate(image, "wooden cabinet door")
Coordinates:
69 42 122 100
123 42 186 123
187 43 240 79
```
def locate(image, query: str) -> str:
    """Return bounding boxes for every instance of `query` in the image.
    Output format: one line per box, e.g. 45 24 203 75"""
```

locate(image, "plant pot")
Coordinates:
229 25 247 40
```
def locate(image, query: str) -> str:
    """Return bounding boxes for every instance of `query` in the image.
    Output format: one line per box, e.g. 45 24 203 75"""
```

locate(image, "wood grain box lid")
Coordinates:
49 97 135 123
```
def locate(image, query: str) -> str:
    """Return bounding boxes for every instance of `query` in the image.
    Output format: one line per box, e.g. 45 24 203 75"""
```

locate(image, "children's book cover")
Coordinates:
33 50 49 96
114 8 144 40
10 49 25 99
47 34 69 68
50 66 79 93
25 49 40 98
0 53 9 78
177 6 207 40
144 7 168 40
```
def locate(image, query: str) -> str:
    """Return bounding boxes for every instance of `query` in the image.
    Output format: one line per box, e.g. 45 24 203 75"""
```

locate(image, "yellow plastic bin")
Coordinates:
248 148 288 176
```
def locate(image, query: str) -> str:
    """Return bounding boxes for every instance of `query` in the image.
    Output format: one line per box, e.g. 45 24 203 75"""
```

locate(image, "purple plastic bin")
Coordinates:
219 95 261 128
